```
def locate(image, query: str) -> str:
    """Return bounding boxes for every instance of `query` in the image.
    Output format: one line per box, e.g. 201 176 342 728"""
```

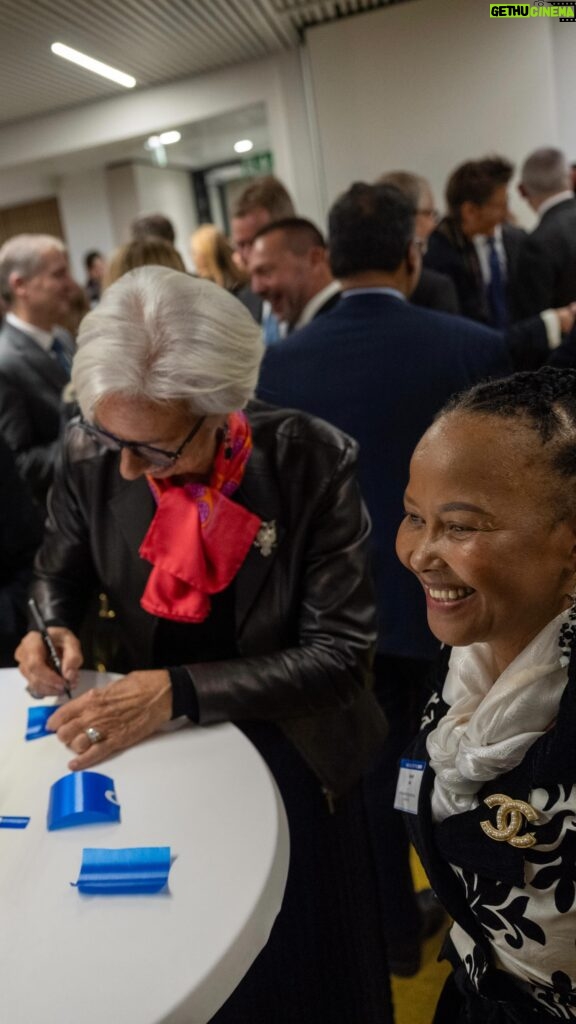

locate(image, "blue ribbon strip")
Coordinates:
0 816 30 828
47 771 121 831
26 706 55 741
73 847 172 894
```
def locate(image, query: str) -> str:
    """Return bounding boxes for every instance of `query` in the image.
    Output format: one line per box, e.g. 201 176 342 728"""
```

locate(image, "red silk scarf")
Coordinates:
139 411 261 622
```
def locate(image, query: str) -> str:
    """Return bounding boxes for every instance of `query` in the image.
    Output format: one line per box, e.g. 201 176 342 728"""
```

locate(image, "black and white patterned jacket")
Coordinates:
403 647 576 1021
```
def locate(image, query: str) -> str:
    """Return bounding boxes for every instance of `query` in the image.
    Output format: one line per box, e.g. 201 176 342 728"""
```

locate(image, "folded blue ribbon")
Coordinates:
26 706 55 740
73 847 172 894
0 816 30 828
47 771 121 830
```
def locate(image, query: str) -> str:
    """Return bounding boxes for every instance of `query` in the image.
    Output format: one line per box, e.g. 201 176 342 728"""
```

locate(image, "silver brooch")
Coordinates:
254 520 277 557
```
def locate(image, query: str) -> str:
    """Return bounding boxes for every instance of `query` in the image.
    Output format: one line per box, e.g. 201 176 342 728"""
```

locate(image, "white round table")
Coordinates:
0 669 289 1023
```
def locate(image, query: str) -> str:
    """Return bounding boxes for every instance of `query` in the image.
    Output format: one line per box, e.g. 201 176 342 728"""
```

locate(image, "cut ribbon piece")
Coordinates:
47 771 120 831
26 706 55 741
72 846 172 894
0 816 30 828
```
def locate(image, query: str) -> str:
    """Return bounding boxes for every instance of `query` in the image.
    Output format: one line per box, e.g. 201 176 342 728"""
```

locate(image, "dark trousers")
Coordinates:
363 653 434 952
212 720 394 1023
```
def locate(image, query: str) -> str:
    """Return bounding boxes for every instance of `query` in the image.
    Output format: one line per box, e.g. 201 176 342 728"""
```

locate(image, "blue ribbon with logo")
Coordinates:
26 706 55 740
47 771 120 831
73 847 172 894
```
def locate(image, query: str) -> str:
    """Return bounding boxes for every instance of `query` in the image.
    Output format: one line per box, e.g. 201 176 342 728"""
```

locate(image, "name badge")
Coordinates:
394 758 426 815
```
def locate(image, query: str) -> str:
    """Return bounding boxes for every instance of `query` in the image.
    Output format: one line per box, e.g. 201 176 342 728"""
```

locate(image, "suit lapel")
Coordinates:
4 323 69 390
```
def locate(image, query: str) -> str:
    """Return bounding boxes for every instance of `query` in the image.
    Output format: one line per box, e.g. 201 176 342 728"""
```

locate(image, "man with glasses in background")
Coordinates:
424 156 575 365
378 171 460 314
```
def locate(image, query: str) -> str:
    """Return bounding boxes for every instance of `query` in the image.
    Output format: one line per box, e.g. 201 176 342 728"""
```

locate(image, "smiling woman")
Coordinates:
397 367 576 1022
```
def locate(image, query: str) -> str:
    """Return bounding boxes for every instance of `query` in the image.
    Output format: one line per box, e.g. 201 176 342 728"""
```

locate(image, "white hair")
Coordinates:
521 147 571 197
72 266 264 417
0 234 66 302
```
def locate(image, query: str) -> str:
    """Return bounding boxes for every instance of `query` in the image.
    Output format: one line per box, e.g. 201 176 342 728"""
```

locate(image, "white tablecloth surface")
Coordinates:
0 669 289 1023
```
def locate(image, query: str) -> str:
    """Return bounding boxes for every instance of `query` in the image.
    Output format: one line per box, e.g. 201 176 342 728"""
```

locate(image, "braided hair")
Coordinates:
440 367 576 501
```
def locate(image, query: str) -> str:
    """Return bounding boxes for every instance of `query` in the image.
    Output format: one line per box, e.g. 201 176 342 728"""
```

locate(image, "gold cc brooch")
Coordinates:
480 794 539 849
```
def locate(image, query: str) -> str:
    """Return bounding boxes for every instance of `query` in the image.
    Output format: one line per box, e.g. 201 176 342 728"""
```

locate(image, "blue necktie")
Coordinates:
51 337 72 378
486 237 508 329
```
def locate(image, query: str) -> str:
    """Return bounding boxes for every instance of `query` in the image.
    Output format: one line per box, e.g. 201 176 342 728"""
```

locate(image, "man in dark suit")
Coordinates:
425 156 575 365
514 147 576 317
378 170 460 314
258 182 512 976
425 156 525 327
249 217 341 331
0 234 74 503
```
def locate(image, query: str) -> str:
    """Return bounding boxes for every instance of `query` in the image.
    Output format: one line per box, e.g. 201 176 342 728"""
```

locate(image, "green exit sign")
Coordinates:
241 151 274 176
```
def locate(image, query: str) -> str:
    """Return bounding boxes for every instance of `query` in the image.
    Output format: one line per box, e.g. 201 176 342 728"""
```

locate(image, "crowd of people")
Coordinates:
1 144 576 1022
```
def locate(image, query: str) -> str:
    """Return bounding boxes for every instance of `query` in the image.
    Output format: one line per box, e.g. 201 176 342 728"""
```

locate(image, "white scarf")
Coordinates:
427 609 570 823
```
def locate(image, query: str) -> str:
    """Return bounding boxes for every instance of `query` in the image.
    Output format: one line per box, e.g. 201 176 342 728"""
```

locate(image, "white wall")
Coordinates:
306 0 559 224
105 165 140 249
133 164 198 268
58 169 116 280
550 19 576 162
0 168 57 208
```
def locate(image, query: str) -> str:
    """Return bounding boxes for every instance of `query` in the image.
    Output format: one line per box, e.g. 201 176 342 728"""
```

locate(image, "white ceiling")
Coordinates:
0 0 395 127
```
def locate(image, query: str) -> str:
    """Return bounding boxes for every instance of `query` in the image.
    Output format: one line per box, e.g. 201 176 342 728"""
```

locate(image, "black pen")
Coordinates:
28 598 72 699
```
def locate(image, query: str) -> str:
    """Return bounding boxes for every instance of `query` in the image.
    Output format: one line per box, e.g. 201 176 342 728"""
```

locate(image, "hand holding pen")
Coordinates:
28 599 72 698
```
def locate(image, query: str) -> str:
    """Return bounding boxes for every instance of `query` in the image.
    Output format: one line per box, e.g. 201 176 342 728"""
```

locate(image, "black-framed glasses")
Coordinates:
79 415 207 468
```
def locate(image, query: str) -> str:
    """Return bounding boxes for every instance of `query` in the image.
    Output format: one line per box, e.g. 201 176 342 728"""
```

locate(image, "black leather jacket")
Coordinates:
34 401 387 796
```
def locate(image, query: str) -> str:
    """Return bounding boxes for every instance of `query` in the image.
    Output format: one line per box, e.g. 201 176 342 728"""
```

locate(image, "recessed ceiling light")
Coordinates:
234 139 254 154
51 42 136 88
145 131 181 150
158 131 181 146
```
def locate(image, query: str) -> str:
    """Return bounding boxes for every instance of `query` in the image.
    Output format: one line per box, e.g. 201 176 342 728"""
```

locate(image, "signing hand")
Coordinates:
15 628 83 697
47 670 173 770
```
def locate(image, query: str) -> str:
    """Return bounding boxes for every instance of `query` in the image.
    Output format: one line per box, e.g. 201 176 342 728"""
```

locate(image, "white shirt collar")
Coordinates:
294 281 341 330
340 286 406 301
6 312 55 352
472 224 506 284
537 190 574 222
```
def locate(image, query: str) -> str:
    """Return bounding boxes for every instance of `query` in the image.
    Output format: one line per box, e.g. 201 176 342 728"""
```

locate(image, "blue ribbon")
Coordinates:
26 706 55 741
73 847 172 894
47 771 121 831
0 816 30 828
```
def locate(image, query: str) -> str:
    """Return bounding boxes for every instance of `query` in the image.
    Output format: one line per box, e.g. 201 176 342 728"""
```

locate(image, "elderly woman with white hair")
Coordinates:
16 266 391 1024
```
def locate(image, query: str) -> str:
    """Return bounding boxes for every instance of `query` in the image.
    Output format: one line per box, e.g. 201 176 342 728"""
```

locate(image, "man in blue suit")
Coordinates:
258 182 512 975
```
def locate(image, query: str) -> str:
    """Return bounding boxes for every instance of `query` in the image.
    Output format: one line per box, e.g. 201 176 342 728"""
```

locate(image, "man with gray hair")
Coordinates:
515 147 576 317
377 171 460 313
0 233 74 502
